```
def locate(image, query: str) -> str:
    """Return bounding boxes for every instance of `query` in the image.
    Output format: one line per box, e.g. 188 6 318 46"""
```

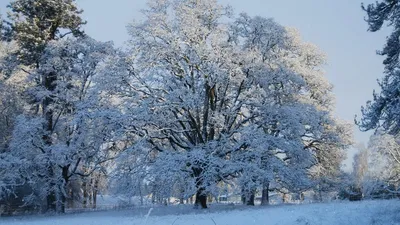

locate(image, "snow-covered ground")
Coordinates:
1 200 399 225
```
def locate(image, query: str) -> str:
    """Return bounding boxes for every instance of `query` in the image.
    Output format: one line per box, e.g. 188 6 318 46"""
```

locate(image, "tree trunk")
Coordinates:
46 192 57 212
246 191 255 206
151 192 156 204
179 188 184 204
193 168 207 209
92 191 97 209
60 194 66 213
89 191 93 207
194 188 207 209
46 166 57 212
60 165 70 213
82 180 88 208
93 177 99 209
43 71 57 213
68 189 75 208
319 189 323 202
138 180 143 206
242 188 255 206
261 182 269 205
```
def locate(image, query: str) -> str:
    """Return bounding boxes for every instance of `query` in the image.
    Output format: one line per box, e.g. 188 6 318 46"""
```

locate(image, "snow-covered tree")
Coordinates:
3 0 85 68
281 27 353 200
346 134 400 199
231 13 353 204
358 0 400 135
368 133 400 187
1 37 124 213
0 41 22 152
308 118 353 201
356 0 400 197
112 0 347 208
0 40 28 203
0 0 90 212
353 144 369 190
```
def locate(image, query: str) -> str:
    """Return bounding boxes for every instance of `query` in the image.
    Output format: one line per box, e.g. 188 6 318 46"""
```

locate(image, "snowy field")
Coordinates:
1 200 400 225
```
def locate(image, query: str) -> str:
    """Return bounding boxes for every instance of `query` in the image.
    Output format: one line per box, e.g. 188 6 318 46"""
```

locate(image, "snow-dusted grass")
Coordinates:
1 200 400 225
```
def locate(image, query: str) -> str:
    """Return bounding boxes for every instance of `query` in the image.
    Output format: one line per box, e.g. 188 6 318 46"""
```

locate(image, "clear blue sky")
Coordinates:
0 0 388 167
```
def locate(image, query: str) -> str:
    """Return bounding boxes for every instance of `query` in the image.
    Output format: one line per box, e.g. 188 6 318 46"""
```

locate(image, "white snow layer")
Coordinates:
1 200 400 225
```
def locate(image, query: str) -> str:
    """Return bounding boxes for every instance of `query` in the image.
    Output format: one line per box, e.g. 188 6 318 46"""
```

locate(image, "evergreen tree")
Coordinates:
358 0 400 134
4 0 85 67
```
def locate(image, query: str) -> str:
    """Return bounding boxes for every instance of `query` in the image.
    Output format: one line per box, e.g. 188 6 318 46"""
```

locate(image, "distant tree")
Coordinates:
368 133 400 188
346 134 400 200
353 144 369 191
308 119 353 201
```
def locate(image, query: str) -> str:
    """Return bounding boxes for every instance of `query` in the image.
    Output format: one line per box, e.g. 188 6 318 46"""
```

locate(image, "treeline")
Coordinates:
3 0 397 215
